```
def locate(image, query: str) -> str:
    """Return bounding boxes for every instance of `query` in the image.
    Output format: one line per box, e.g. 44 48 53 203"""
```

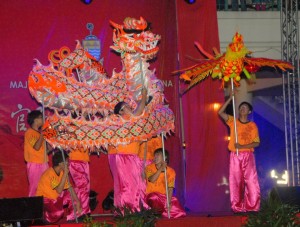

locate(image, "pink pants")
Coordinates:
43 190 77 223
145 192 186 218
229 151 260 212
27 162 49 197
139 159 153 197
108 154 148 211
69 160 90 218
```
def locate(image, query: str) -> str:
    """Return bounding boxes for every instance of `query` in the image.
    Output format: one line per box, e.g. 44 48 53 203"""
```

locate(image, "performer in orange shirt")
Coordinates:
68 148 91 219
138 136 162 197
218 93 260 213
24 110 49 197
36 151 82 223
145 148 186 218
108 87 148 211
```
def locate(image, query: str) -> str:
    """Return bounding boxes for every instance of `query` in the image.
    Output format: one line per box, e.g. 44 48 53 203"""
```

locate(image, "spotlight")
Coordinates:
81 0 93 5
185 0 196 4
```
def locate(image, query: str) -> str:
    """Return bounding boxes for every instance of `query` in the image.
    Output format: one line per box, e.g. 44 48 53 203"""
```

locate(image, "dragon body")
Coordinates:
28 17 174 150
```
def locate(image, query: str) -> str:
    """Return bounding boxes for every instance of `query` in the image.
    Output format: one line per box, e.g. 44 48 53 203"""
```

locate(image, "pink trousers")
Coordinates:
145 192 186 218
27 162 49 197
69 160 91 218
139 159 153 197
229 151 260 212
108 154 148 211
43 190 77 223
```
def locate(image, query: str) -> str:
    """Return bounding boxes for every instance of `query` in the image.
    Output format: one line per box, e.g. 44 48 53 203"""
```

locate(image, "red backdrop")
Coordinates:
0 0 230 213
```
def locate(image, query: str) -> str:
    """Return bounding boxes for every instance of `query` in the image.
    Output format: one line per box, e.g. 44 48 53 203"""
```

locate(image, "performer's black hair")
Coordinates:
154 148 169 164
114 101 126 115
239 101 253 112
27 110 42 126
52 151 68 167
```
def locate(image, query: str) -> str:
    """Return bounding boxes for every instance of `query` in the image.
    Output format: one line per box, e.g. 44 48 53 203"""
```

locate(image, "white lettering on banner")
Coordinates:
162 80 173 87
11 104 31 133
10 81 28 89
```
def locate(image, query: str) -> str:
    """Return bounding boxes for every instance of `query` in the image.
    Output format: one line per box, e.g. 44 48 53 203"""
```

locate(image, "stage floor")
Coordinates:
30 212 247 227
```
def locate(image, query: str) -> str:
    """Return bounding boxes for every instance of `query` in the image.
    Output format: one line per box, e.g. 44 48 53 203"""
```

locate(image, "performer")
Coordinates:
36 151 82 223
138 136 162 194
24 110 49 197
68 148 91 218
218 92 260 213
108 87 149 211
145 148 186 218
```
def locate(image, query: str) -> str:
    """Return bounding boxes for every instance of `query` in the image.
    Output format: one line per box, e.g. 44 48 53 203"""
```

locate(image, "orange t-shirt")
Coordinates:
108 142 140 155
226 115 260 152
138 137 162 161
145 163 175 195
24 128 47 163
69 148 90 162
36 168 70 200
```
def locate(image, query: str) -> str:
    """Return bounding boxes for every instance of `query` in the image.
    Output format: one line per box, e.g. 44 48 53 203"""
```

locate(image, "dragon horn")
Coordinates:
109 20 123 30
138 16 147 30
33 58 42 66
75 40 82 49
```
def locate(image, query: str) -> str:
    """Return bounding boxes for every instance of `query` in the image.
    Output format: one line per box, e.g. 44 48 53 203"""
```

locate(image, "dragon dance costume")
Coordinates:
36 168 76 223
24 128 49 197
68 149 90 217
226 115 260 212
108 141 149 210
145 163 186 218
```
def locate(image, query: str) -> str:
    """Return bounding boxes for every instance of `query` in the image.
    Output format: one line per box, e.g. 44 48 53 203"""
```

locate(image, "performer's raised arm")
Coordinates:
133 87 148 116
218 93 233 121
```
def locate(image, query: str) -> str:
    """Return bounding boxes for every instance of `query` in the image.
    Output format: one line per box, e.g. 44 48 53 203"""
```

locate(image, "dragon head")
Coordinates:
110 17 161 60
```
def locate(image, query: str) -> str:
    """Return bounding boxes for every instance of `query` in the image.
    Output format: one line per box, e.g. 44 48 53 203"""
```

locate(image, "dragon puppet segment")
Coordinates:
28 16 175 150
28 58 130 114
175 32 293 92
43 103 175 150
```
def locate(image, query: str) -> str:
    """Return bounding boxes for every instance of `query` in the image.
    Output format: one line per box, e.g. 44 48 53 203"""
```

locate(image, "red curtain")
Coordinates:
176 0 230 212
0 0 230 213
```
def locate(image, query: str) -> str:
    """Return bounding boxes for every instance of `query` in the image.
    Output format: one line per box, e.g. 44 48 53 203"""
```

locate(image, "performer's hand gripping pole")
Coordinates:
161 133 171 219
59 148 78 223
230 78 239 156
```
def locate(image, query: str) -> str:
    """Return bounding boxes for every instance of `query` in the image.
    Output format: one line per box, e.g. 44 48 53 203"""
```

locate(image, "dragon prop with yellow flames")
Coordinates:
175 32 293 91
28 17 174 150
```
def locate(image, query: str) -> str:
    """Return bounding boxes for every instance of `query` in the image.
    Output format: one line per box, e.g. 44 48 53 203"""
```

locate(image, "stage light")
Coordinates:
213 103 221 111
270 169 278 178
276 170 288 185
81 0 93 5
270 169 288 185
185 0 196 4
